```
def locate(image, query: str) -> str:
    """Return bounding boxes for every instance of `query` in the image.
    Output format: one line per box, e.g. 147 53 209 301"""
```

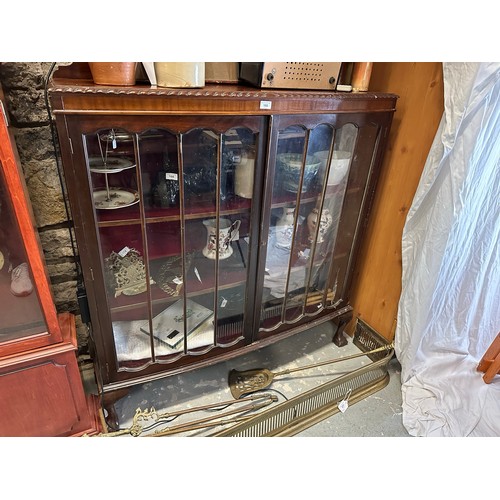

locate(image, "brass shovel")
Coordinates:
228 342 394 398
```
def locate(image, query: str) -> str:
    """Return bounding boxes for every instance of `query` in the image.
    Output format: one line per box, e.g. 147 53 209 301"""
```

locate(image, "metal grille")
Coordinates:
283 62 327 82
244 62 342 90
261 304 282 321
353 318 390 361
216 319 244 343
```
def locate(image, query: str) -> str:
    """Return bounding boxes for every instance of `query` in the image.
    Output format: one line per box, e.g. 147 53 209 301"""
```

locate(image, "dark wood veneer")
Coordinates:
48 64 397 427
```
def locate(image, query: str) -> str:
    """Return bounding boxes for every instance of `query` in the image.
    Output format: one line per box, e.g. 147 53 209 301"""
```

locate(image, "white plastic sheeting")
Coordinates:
395 62 500 436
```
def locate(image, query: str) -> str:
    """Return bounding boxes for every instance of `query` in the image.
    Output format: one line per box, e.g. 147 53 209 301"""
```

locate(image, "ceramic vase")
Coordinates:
88 62 137 86
275 206 295 249
307 208 333 244
234 149 255 199
314 150 351 186
154 62 205 88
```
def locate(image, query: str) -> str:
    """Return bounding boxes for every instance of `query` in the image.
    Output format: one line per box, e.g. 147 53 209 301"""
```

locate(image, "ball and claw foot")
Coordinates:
332 312 352 347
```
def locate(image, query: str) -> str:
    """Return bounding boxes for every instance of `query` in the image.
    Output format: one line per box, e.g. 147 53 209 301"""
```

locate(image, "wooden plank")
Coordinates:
346 63 445 340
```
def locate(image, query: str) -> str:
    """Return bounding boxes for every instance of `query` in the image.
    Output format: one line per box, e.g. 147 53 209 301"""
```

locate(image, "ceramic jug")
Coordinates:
202 218 241 260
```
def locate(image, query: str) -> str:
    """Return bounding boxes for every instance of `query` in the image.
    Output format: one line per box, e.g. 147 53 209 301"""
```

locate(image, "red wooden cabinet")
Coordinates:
0 84 101 436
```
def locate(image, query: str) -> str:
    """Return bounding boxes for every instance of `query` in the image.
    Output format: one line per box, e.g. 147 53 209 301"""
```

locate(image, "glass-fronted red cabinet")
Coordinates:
49 63 397 429
0 84 100 436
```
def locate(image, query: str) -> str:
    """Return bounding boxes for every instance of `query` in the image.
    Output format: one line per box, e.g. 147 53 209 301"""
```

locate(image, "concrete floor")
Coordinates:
296 355 408 436
84 321 410 437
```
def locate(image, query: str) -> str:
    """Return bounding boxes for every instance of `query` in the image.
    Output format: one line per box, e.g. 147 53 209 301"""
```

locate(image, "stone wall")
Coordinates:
0 62 89 355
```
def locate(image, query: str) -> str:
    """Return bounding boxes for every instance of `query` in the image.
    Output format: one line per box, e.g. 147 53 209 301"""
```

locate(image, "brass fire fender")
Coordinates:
213 320 393 437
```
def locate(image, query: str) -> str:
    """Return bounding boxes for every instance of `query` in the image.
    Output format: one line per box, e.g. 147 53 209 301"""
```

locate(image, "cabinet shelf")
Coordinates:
270 192 318 210
107 239 250 317
269 183 353 210
96 196 253 227
110 279 248 318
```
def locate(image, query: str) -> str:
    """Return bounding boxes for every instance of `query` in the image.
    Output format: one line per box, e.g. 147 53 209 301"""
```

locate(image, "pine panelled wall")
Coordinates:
346 62 445 340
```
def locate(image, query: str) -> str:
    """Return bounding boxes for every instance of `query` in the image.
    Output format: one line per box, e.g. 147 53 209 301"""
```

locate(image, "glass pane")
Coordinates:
138 128 190 359
285 124 334 322
100 224 154 368
261 125 309 330
180 128 218 351
0 166 47 341
330 123 379 304
260 122 358 331
216 127 256 345
305 123 357 314
83 128 150 368
182 126 257 348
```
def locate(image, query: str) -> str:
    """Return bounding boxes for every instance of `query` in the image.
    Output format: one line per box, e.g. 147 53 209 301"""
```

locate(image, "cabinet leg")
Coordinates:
332 312 353 347
101 388 130 432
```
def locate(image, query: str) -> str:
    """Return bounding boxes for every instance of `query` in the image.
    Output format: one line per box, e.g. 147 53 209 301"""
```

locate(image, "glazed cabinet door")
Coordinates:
63 115 266 384
257 113 390 339
0 95 62 357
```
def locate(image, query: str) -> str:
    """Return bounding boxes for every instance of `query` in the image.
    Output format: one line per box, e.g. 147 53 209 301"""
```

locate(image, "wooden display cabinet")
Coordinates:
49 63 397 429
0 85 101 436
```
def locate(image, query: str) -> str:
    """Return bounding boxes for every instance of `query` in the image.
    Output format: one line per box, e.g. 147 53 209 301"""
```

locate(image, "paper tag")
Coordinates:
165 172 178 181
338 399 349 413
260 100 272 110
118 246 131 258
338 389 351 413
221 297 227 308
